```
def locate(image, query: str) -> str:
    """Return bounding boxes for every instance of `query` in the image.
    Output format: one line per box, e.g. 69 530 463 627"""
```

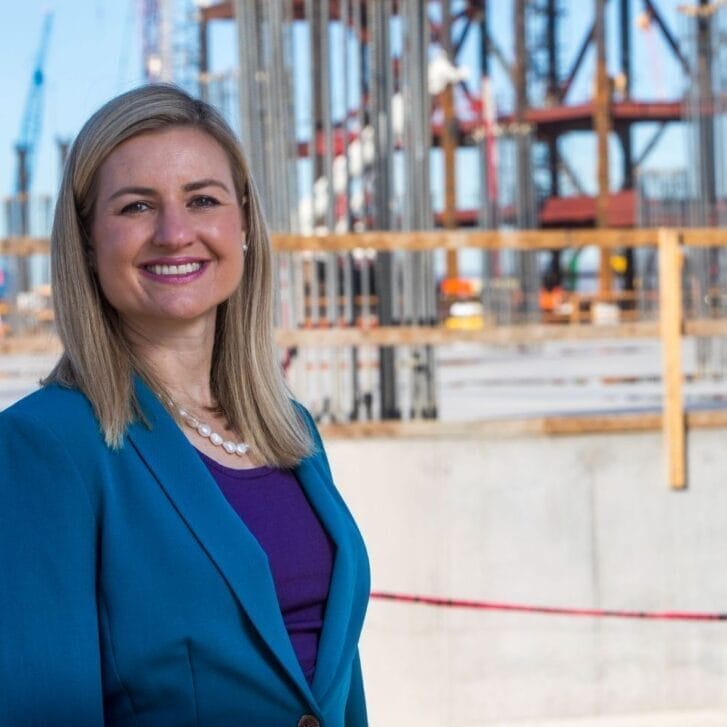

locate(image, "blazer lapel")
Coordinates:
295 453 369 702
127 379 318 709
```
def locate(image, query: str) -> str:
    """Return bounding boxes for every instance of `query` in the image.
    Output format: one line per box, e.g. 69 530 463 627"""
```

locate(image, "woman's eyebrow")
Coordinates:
108 186 156 201
182 178 231 193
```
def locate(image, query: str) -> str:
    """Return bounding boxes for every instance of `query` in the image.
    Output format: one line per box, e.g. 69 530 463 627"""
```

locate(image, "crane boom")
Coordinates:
15 10 54 195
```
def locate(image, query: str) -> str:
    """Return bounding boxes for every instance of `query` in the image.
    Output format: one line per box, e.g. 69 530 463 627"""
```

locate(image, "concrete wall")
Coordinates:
327 429 727 725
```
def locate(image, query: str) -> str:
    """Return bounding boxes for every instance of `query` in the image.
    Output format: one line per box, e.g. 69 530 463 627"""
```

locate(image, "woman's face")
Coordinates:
90 126 245 336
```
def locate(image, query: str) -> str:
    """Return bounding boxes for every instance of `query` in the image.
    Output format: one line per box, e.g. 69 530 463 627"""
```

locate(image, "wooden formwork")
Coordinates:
3 227 727 489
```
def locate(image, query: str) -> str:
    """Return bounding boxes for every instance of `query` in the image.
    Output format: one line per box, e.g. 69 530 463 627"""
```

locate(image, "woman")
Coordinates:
0 85 369 726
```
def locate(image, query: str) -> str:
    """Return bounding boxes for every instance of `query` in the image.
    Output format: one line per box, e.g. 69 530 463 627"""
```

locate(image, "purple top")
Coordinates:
196 450 335 683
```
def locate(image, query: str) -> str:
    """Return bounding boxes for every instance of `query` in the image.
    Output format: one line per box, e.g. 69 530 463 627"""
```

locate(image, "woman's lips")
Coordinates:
139 260 208 283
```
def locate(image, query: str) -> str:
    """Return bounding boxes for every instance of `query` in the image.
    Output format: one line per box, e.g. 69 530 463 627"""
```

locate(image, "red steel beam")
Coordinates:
295 99 684 157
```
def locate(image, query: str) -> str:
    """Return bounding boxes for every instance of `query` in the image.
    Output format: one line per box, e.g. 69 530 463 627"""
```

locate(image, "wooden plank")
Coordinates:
7 228 727 257
658 228 686 489
680 229 727 247
318 412 661 439
8 316 727 352
275 321 660 347
319 409 727 439
0 333 62 355
0 318 690 354
687 410 727 429
594 0 612 294
441 67 459 278
684 319 727 337
542 413 661 434
5 228 727 256
270 228 663 252
0 237 51 256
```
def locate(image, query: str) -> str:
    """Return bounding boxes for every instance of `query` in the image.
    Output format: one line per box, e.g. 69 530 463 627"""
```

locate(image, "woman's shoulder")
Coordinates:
1 383 99 440
0 384 102 535
0 384 108 512
3 382 92 419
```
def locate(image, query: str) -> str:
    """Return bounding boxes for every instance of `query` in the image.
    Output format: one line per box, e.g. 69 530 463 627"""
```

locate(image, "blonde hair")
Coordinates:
44 84 311 467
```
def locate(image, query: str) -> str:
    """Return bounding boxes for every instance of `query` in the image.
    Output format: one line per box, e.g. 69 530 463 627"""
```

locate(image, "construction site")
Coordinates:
2 0 727 724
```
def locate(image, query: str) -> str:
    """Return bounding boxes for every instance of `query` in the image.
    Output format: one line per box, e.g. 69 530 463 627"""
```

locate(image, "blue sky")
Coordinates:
0 1 236 211
2 2 139 203
0 1 692 231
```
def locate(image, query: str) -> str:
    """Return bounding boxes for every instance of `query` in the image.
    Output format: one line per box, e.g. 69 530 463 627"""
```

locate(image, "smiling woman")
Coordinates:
0 84 369 726
91 127 245 331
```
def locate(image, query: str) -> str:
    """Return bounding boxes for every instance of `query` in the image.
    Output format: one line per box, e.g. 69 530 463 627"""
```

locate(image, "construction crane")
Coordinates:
14 10 54 212
5 8 54 302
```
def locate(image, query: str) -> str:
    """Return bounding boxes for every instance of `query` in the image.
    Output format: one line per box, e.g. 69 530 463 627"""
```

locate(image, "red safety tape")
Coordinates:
370 591 727 622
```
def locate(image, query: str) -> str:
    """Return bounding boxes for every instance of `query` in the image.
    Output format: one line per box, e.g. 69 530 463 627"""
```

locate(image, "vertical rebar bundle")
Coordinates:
681 3 727 372
231 0 444 422
683 3 727 229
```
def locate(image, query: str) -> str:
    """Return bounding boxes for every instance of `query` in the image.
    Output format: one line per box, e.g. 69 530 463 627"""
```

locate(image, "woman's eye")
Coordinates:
190 195 219 208
120 201 150 215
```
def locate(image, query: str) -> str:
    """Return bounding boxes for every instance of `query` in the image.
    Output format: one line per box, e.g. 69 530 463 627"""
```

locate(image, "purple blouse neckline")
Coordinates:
195 447 335 684
195 449 274 479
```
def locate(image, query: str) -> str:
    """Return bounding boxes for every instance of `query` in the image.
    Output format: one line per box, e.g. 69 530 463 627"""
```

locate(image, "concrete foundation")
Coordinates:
327 430 727 725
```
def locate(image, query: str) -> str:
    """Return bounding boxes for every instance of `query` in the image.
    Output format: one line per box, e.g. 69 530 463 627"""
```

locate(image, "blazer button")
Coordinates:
297 715 320 727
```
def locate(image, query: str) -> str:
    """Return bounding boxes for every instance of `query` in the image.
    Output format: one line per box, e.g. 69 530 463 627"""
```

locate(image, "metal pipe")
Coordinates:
442 0 459 279
594 0 611 256
369 0 399 419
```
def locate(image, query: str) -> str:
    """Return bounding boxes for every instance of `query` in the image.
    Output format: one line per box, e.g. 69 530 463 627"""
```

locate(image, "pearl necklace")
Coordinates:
174 403 250 457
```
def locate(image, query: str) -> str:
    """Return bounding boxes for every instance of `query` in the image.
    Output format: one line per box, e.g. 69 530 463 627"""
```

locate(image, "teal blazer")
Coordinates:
0 380 369 726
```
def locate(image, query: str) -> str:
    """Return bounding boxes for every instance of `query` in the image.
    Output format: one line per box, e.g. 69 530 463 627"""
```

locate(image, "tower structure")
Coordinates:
140 0 173 81
140 0 200 92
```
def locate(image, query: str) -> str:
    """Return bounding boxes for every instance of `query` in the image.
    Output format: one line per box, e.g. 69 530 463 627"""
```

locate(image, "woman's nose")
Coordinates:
153 206 194 248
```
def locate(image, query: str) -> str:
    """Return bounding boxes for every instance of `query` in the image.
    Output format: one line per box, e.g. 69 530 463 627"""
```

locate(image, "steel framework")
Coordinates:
193 0 726 420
